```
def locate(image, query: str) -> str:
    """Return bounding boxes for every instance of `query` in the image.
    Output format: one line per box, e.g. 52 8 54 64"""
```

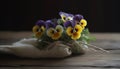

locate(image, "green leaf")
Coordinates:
31 34 35 38
78 28 96 43
57 19 64 25
82 28 90 35
59 31 70 42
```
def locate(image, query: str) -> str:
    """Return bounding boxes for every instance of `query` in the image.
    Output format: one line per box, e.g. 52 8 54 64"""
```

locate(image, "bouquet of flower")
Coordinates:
32 12 95 54
0 12 98 58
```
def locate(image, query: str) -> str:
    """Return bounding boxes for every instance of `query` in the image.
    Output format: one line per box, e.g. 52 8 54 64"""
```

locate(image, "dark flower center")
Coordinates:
71 30 73 33
75 28 78 32
51 30 55 34
77 22 79 24
40 29 43 32
63 17 66 20
81 22 83 25
56 29 59 32
36 28 39 32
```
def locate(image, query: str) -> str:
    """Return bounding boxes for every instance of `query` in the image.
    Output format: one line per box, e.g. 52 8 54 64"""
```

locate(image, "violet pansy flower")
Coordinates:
46 20 64 40
64 20 75 28
32 20 46 38
36 20 46 27
73 14 87 30
59 12 74 22
45 20 56 29
73 14 84 22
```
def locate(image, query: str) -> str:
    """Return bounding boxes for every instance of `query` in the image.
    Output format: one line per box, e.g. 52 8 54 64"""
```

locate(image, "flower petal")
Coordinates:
32 25 44 38
71 32 81 40
35 32 43 38
59 12 74 22
32 25 39 33
55 25 64 33
47 28 55 37
73 14 84 22
59 12 68 17
52 32 61 40
74 25 83 33
80 19 87 27
36 20 45 27
45 20 56 29
66 26 73 36
64 20 76 28
64 21 72 28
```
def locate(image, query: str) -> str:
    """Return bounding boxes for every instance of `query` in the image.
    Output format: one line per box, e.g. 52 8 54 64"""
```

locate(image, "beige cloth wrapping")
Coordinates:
0 38 72 58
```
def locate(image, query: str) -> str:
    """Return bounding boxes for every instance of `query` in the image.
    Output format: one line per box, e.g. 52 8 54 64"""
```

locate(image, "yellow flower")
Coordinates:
80 19 87 29
46 28 55 37
51 32 62 40
66 25 82 40
76 19 87 29
71 32 81 40
56 25 64 33
47 25 63 40
32 25 45 38
74 24 83 33
66 26 73 36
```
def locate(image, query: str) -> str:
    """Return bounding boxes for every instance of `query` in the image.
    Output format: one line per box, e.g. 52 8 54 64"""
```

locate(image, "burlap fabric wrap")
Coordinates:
0 38 86 58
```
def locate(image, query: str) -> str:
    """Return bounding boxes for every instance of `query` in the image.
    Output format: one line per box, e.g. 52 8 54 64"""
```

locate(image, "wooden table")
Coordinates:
0 31 120 69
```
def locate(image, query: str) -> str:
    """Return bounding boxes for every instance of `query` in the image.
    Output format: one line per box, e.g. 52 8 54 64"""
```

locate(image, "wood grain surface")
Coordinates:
0 31 120 69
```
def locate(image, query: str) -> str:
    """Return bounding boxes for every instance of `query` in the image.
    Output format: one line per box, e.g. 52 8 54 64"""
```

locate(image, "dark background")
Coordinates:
0 0 119 32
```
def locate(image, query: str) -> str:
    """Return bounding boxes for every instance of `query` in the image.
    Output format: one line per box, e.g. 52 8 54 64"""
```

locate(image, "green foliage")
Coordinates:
79 28 96 43
31 34 35 38
59 31 72 42
57 19 64 25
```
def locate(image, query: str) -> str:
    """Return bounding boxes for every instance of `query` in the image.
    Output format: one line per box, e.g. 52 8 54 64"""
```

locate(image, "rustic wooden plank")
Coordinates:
0 50 120 67
92 33 120 40
91 40 120 50
0 67 120 69
91 33 120 50
0 31 32 45
0 31 32 39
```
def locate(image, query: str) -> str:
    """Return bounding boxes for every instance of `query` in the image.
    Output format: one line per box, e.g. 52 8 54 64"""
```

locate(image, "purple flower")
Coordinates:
45 20 56 29
73 14 84 21
59 12 74 18
36 20 46 27
64 20 75 28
